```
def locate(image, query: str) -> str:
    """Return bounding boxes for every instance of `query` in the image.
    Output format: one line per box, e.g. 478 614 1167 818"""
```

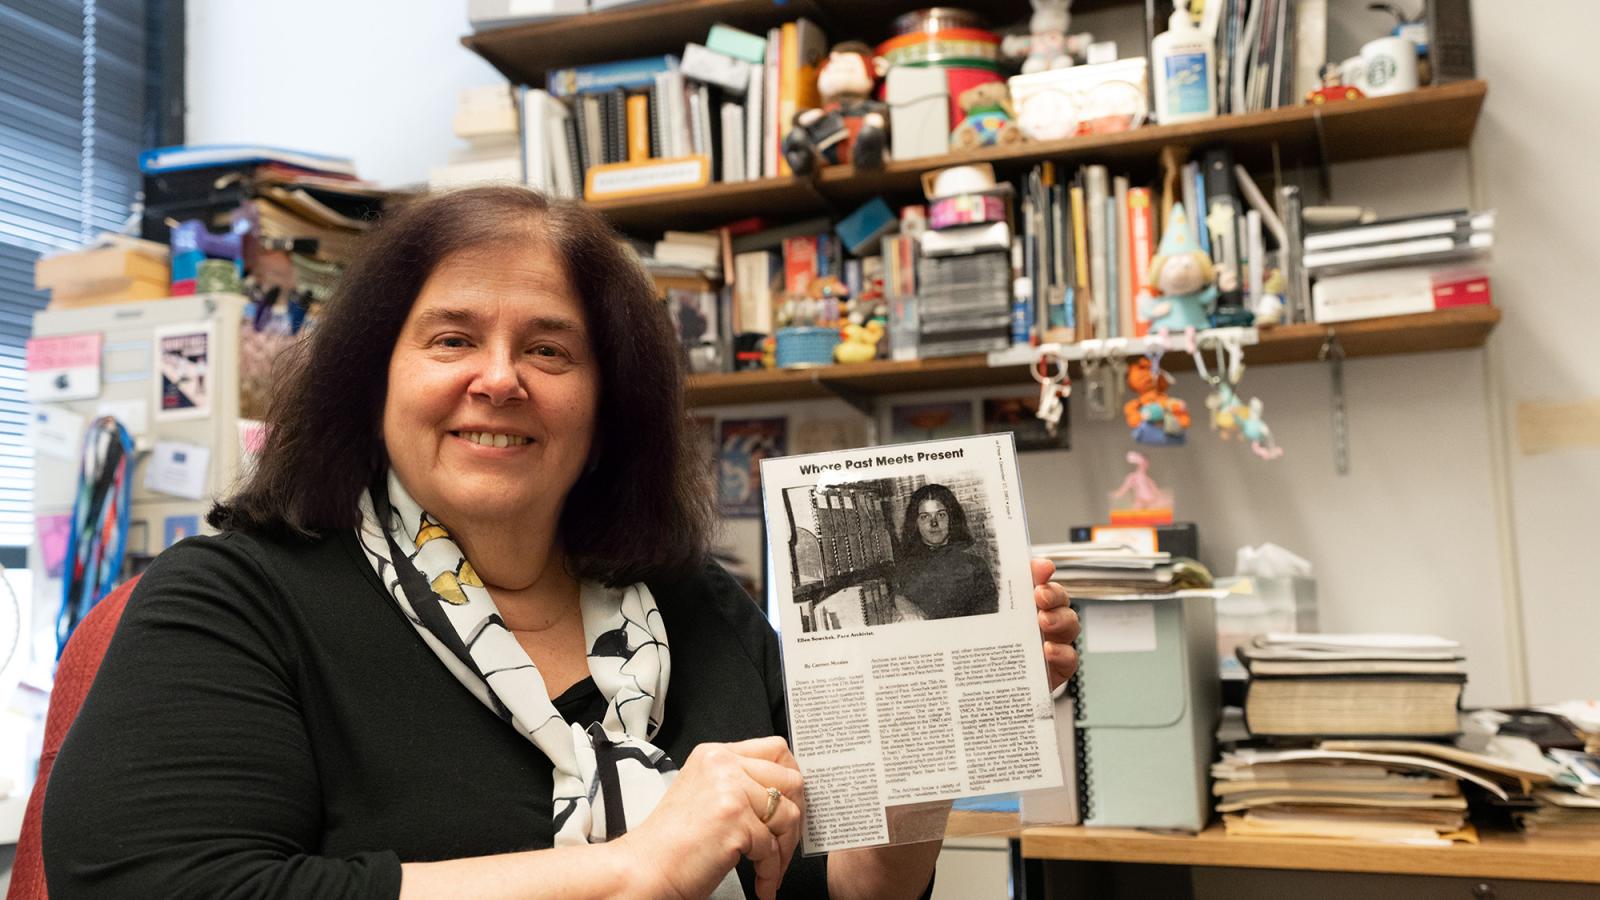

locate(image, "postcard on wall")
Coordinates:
885 400 973 444
983 395 1069 451
155 322 213 420
760 434 1063 855
718 417 786 517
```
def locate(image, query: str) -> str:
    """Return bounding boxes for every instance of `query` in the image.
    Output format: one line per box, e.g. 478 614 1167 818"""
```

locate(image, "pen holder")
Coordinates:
775 327 840 369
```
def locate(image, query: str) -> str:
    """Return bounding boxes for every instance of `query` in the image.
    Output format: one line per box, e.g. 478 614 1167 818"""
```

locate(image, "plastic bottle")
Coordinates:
1151 0 1217 124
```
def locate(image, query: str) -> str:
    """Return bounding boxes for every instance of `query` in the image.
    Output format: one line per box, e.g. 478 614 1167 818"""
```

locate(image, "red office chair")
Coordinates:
7 577 140 900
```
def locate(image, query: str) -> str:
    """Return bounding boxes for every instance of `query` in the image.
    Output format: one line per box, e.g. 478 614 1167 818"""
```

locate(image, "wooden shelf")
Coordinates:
462 0 1048 87
685 307 1500 407
817 80 1487 207
592 175 826 232
1022 823 1600 884
564 82 1484 231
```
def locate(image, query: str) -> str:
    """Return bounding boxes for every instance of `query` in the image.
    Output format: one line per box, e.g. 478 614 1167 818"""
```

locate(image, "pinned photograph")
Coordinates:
983 395 1070 451
886 400 973 444
718 417 786 517
155 323 213 420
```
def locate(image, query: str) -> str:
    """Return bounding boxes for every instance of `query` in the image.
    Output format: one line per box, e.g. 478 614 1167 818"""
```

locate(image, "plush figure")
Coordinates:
783 41 889 175
1001 0 1076 74
1205 380 1284 459
1306 61 1365 105
1123 356 1190 447
1252 270 1286 326
950 82 1024 149
1138 202 1217 345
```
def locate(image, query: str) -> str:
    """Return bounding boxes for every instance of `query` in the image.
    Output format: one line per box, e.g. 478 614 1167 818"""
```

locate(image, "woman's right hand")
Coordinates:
618 736 805 900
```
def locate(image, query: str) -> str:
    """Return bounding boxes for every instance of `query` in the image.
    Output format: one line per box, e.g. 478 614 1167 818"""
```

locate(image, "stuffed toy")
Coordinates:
1123 356 1189 447
950 82 1024 149
1138 202 1216 343
1001 0 1077 74
782 41 889 175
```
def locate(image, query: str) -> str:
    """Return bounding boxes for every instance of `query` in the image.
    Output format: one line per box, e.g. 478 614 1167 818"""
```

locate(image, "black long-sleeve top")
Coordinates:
42 529 829 898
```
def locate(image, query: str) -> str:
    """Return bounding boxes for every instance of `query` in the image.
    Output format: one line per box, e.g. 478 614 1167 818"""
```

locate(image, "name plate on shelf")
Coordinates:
584 155 710 201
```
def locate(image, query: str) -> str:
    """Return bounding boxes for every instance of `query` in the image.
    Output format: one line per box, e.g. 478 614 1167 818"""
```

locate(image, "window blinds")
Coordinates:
0 0 148 551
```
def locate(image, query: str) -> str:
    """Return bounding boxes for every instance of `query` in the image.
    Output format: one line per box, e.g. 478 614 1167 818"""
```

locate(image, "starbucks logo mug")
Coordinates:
1360 36 1419 96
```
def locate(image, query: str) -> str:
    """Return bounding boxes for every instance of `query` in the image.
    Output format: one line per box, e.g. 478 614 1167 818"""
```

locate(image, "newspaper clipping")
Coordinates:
760 434 1063 854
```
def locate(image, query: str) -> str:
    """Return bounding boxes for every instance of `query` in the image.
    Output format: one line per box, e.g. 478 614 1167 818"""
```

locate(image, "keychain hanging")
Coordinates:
1124 347 1189 447
1031 347 1070 437
1079 348 1111 421
1192 334 1282 460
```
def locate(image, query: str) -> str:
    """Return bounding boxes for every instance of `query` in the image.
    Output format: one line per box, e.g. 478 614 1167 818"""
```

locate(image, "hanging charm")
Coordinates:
1124 349 1189 446
1192 335 1282 460
1032 348 1070 437
1080 351 1113 421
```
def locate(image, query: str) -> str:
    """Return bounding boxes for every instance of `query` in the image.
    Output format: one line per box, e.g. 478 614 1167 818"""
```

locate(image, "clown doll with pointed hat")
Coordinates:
1138 202 1217 350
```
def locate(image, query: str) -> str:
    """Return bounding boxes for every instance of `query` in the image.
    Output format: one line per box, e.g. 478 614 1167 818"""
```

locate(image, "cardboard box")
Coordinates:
1311 265 1490 323
35 245 168 292
47 279 173 310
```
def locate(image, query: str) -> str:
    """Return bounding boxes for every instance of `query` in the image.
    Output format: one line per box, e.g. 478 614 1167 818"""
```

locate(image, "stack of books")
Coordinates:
1035 542 1212 598
1307 209 1495 323
1236 633 1467 738
520 18 827 201
1214 737 1555 845
430 84 524 189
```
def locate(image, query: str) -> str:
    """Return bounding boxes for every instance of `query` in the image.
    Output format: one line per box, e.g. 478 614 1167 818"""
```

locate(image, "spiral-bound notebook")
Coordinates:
1051 593 1221 831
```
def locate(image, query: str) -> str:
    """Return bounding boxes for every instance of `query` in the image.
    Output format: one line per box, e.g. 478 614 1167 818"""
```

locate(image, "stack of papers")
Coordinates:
1034 542 1211 597
1216 738 1558 845
1521 749 1600 837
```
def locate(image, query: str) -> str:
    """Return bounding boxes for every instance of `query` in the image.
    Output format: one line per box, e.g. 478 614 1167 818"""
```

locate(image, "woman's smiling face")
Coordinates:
381 240 599 531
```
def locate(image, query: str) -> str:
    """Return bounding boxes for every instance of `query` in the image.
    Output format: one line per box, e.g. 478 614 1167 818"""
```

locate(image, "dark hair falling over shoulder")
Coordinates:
209 187 715 587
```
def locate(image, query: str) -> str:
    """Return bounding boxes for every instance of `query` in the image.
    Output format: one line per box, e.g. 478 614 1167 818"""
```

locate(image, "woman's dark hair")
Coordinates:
897 483 974 562
210 186 714 586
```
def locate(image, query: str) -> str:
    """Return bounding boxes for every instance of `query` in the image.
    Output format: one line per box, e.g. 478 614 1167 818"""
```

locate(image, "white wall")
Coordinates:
185 0 501 186
185 1 1599 704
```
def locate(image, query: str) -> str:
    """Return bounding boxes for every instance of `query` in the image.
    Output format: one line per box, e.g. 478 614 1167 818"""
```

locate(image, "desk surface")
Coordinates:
1020 823 1600 884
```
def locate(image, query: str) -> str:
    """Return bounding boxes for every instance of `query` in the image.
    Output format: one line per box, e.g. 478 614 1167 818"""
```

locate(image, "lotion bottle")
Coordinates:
1152 0 1217 124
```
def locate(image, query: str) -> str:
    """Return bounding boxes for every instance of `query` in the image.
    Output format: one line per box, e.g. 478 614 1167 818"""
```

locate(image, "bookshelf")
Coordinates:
685 307 1501 407
462 4 1497 408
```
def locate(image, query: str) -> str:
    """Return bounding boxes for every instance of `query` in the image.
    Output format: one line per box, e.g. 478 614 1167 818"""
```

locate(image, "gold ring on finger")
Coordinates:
759 786 782 823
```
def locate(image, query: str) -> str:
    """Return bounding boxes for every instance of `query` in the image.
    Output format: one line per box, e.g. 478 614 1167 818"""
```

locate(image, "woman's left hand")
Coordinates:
1031 558 1080 690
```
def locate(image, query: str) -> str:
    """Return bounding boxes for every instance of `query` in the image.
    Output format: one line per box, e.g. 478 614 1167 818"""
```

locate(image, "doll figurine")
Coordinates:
782 42 889 175
1001 0 1076 74
1123 356 1189 447
1138 202 1217 348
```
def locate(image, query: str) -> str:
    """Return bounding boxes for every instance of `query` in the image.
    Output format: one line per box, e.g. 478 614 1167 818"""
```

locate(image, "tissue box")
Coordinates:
1213 575 1318 681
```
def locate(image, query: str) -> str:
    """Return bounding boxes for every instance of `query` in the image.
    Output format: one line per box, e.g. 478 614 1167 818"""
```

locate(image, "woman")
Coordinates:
894 484 1000 621
41 187 1079 899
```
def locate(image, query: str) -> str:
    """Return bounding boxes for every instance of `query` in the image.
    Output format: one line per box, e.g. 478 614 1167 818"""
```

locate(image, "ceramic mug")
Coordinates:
1360 36 1419 96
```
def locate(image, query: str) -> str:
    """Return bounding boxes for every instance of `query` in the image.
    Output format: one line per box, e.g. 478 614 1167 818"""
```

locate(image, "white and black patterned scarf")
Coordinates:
357 473 742 896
